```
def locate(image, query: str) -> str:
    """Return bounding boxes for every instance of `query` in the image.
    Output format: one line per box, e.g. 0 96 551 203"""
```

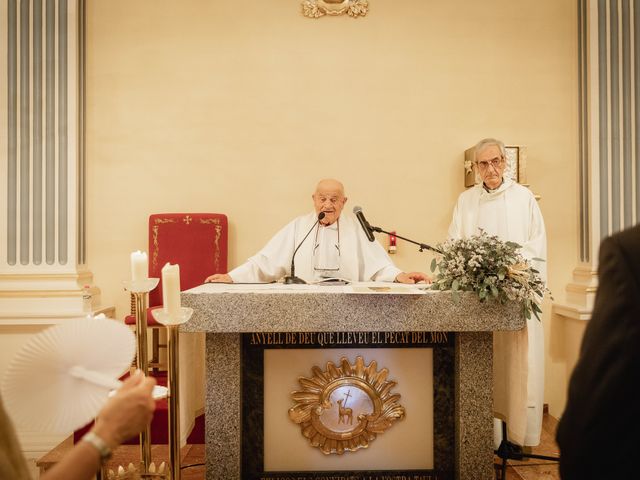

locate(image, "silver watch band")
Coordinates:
82 431 112 463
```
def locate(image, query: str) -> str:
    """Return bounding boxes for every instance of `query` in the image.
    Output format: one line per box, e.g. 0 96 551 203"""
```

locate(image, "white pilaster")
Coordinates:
553 1 640 397
0 0 111 461
0 0 101 324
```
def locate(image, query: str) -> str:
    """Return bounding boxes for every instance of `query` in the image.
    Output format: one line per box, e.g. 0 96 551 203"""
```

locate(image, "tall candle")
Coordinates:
162 262 181 317
131 251 148 282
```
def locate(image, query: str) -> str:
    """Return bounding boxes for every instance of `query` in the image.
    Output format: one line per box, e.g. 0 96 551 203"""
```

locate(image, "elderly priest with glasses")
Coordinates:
205 178 429 285
448 138 547 449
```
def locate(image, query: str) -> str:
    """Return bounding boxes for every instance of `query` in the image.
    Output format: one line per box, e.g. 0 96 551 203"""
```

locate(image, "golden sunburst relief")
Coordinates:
288 356 405 455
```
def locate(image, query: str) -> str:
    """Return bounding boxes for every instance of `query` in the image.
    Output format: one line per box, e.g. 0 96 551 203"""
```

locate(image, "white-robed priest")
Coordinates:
205 179 429 285
448 138 547 448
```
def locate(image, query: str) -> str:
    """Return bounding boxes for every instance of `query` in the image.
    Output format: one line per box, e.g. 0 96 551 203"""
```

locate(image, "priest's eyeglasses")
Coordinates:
476 156 504 170
313 243 341 271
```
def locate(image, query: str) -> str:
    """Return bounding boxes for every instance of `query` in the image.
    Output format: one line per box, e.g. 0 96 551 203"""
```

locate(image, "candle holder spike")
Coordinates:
123 278 160 473
152 307 193 480
103 460 168 479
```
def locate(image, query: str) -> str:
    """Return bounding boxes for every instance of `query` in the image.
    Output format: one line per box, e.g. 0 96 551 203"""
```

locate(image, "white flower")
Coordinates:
431 232 550 321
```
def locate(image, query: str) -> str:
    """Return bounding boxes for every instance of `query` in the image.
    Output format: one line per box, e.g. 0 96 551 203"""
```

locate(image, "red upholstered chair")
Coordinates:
73 214 226 446
125 213 228 371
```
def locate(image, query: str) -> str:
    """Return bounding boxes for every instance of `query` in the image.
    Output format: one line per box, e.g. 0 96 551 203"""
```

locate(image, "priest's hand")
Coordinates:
205 273 233 283
395 272 432 284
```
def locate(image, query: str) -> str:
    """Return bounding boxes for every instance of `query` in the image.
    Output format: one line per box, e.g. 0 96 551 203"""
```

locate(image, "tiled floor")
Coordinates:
493 414 561 480
37 440 205 480
39 413 561 480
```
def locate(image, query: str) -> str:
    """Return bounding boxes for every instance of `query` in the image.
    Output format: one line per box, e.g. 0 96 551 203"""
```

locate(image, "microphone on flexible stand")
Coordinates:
284 212 326 285
353 206 375 242
353 205 442 254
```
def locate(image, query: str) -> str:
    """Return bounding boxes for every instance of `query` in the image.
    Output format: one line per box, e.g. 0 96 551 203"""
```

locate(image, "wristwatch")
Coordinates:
82 431 113 463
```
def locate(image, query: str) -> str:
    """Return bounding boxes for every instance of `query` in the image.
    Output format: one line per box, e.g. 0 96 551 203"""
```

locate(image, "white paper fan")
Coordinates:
1 316 136 432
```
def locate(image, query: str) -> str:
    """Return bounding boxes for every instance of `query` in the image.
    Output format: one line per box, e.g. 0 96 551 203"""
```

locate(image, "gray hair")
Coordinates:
474 138 506 161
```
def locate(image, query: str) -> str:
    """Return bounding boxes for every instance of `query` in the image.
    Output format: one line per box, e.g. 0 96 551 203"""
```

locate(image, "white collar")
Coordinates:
480 177 514 197
320 218 339 231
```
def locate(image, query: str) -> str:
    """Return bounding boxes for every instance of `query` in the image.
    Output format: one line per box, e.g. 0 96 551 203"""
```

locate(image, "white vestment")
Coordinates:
448 179 546 446
229 212 402 283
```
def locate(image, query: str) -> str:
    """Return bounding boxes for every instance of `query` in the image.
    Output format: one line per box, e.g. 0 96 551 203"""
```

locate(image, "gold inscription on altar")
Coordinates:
288 356 405 455
249 331 449 346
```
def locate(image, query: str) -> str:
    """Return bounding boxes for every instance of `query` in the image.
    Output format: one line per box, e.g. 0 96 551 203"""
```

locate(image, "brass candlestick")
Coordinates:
152 307 193 480
123 278 160 473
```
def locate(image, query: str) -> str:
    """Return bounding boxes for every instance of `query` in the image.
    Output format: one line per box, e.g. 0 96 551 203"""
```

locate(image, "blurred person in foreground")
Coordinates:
0 370 156 480
557 224 640 479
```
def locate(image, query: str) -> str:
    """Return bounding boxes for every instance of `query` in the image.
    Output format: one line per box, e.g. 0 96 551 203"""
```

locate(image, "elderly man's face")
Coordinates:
312 181 347 226
476 145 506 190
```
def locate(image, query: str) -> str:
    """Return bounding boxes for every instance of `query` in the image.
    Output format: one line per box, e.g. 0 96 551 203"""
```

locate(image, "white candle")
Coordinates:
162 262 181 317
130 251 148 282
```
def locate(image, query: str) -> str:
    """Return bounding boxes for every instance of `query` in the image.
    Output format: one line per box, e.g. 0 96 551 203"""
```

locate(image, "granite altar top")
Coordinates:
180 283 526 333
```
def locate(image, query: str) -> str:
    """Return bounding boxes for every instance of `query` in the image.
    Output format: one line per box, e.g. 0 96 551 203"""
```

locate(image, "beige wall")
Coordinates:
85 0 578 416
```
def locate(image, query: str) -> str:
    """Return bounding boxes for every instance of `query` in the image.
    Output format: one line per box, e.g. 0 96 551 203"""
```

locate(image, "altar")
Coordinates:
181 283 525 480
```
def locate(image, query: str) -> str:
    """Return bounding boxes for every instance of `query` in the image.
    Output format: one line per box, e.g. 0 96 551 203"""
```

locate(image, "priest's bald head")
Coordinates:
312 178 348 226
474 138 507 190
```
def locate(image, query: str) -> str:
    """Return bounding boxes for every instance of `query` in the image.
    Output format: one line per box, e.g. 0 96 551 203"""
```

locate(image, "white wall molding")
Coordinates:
555 0 639 322
0 1 112 464
0 0 96 315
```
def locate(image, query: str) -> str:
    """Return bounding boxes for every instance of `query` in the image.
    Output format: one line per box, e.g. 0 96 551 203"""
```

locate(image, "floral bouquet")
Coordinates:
429 232 550 320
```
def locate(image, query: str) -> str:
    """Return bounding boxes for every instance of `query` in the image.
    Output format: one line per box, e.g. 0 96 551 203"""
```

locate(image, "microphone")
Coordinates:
284 212 326 284
353 206 375 242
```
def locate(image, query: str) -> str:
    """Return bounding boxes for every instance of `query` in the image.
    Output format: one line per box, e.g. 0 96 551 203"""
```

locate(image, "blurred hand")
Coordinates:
205 273 233 283
395 272 432 284
91 371 156 449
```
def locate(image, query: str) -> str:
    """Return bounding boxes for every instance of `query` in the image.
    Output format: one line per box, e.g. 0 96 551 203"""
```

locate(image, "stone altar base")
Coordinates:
181 287 524 480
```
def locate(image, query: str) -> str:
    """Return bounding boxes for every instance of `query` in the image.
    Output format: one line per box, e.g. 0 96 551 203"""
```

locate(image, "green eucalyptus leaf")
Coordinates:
429 232 547 318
